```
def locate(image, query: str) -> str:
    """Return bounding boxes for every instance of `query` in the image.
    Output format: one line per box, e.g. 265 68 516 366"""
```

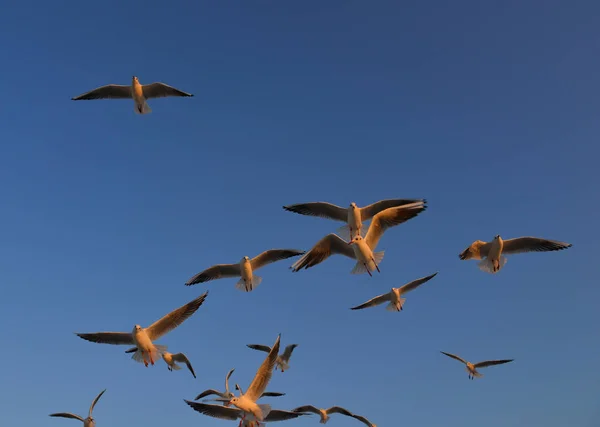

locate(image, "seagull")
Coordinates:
195 369 285 404
459 235 572 273
246 343 298 372
440 351 514 380
283 198 424 242
161 352 196 378
291 405 376 427
185 249 305 292
291 201 427 275
49 389 106 427
184 400 308 427
71 76 193 114
350 272 438 311
75 292 208 367
215 334 281 423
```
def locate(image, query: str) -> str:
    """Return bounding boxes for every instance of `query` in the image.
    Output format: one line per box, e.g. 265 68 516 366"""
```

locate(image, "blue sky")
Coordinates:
0 1 598 426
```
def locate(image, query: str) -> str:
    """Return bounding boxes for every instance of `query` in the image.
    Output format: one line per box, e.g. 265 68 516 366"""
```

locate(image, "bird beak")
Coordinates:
347 241 354 245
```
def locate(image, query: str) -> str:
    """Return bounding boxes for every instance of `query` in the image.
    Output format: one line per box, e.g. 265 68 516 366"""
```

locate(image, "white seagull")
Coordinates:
124 347 196 378
292 405 376 427
195 369 285 404
283 198 424 242
49 389 106 427
350 272 438 311
75 292 208 367
291 202 427 276
459 235 572 273
71 76 193 114
185 400 308 427
440 351 514 380
185 249 305 292
216 334 281 422
246 343 298 373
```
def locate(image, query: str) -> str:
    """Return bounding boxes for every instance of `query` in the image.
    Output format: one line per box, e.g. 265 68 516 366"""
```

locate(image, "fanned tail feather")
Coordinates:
135 100 152 115
131 344 167 364
351 262 368 275
235 275 262 292
385 297 405 312
477 256 507 274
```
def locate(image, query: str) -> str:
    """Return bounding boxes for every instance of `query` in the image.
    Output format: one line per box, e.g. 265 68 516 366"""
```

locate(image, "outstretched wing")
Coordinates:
184 400 241 421
290 233 355 272
173 353 196 378
360 198 424 221
142 82 193 99
502 237 572 255
145 292 208 341
185 264 241 285
75 332 134 345
327 406 355 417
281 344 298 361
474 359 514 369
440 351 468 365
88 389 106 417
251 249 305 270
71 84 131 100
291 405 322 415
349 293 391 310
365 202 427 250
49 413 84 422
225 368 235 393
260 392 286 397
351 414 377 427
194 389 224 400
247 344 272 353
398 272 438 294
264 409 307 421
245 334 281 401
282 202 347 221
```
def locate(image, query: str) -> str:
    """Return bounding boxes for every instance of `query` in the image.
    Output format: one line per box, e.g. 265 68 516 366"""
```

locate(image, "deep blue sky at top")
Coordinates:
0 1 598 426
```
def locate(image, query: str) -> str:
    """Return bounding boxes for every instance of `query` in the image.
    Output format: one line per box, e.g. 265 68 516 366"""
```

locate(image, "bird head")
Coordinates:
348 235 363 245
349 202 358 209
134 325 142 332
494 234 501 240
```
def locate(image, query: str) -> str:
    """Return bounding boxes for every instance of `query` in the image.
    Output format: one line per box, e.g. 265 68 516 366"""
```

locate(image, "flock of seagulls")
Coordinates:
47 76 575 427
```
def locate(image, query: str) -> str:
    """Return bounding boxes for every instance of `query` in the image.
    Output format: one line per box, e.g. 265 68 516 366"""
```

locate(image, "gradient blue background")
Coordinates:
0 1 598 426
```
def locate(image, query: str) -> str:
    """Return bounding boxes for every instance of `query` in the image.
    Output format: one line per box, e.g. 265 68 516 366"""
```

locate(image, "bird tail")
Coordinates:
131 344 167 364
170 363 182 371
477 256 507 274
135 100 152 115
471 369 483 378
256 404 272 420
235 275 262 292
386 298 405 312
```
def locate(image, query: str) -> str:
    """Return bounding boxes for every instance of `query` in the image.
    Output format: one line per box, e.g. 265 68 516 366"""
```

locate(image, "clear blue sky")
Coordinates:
0 1 598 426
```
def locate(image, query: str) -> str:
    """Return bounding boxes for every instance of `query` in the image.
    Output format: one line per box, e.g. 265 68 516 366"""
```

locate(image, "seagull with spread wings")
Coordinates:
246 343 298 373
185 249 305 292
71 76 193 114
291 201 427 276
283 198 424 242
185 400 308 427
195 369 285 405
440 351 514 380
75 292 208 367
459 235 572 273
291 405 376 427
214 334 281 422
350 272 438 312
49 389 106 427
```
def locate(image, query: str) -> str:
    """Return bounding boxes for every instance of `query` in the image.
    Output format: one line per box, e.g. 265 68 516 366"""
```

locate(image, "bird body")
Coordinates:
162 352 196 378
348 235 383 275
131 325 163 366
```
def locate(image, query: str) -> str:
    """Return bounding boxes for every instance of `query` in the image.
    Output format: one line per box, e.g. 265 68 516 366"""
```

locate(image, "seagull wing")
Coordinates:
365 201 427 250
264 410 306 421
145 292 208 341
184 400 242 421
440 351 468 365
195 389 224 400
185 264 241 285
247 344 271 353
245 334 281 402
474 359 514 368
351 414 376 427
124 347 137 353
360 198 424 221
291 405 322 415
75 332 134 345
260 392 286 397
173 353 196 378
501 237 572 255
290 233 355 271
250 249 305 270
282 202 347 221
71 84 131 100
281 344 298 361
142 82 193 99
398 272 438 294
459 240 492 260
49 413 84 422
88 389 106 417
327 406 355 417
225 368 235 394
349 293 391 310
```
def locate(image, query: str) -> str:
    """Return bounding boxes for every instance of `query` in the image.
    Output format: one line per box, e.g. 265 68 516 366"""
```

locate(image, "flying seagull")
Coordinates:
185 249 305 292
71 76 193 114
459 235 572 273
214 334 281 422
75 292 208 367
291 202 427 275
246 343 298 372
283 198 424 242
350 272 438 311
440 351 514 380
184 400 308 427
292 405 376 427
49 389 106 427
195 368 285 404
